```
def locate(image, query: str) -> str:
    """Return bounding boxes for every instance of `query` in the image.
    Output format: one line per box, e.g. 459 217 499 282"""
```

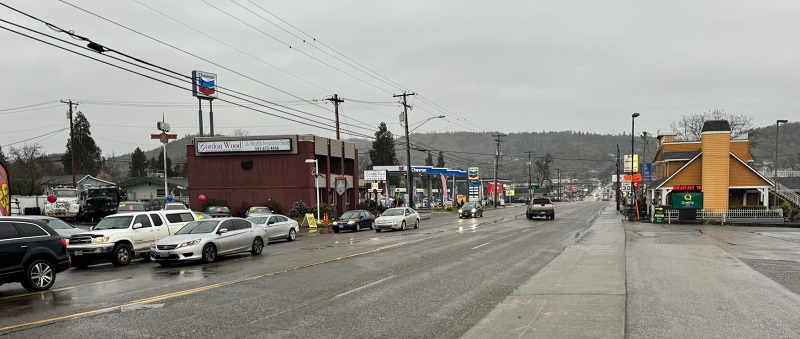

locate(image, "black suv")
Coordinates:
0 217 71 291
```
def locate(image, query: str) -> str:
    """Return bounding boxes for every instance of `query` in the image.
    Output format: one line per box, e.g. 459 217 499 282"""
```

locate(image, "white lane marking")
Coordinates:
334 275 396 298
471 242 490 250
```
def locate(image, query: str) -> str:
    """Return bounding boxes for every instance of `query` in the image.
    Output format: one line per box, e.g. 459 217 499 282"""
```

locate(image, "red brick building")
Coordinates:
187 135 358 215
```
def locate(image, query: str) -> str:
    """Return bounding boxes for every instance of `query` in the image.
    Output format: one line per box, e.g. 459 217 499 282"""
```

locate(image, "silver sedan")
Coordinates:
150 217 265 265
246 214 299 242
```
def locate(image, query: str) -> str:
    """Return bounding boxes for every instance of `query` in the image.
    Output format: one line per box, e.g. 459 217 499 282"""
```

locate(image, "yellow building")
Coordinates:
647 120 773 211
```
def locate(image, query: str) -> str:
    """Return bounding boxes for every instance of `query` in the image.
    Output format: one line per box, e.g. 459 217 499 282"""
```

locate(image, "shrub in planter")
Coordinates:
289 201 311 218
311 203 335 218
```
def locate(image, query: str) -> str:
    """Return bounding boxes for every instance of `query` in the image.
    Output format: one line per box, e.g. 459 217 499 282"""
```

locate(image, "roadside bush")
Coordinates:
200 198 229 213
780 201 796 220
311 203 335 218
289 201 311 218
233 201 251 217
445 206 455 212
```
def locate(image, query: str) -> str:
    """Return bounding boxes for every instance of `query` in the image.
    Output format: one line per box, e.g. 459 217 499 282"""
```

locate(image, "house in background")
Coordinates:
117 177 189 202
41 174 116 191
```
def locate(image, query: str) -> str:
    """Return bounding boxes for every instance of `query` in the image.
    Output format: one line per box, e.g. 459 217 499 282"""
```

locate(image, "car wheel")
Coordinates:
139 252 151 262
551 215 556 220
526 214 533 220
250 237 264 255
21 259 56 292
71 257 89 268
111 243 132 266
369 222 374 230
458 216 462 219
400 221 406 231
355 224 361 232
287 228 297 241
201 244 217 263
414 219 419 229
333 228 340 233
158 261 172 267
375 229 382 233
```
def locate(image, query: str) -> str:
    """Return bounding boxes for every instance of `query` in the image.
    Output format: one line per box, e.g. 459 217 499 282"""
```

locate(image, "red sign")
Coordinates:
624 173 643 183
0 161 9 216
672 185 702 192
487 182 503 195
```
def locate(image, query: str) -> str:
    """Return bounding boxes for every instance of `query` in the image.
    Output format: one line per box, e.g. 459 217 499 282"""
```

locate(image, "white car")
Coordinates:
373 207 420 232
150 217 265 265
163 202 189 210
246 214 299 242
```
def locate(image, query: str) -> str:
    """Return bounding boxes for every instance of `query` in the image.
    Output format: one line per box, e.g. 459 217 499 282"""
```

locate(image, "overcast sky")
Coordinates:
1 0 798 157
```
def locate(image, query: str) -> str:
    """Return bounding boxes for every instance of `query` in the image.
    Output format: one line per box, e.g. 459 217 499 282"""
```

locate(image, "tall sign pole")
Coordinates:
153 117 177 198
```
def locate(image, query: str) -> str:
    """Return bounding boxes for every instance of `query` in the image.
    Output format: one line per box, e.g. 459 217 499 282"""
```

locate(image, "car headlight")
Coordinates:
177 239 201 248
92 236 109 243
332 221 338 225
347 220 356 225
87 202 93 207
471 209 477 213
458 209 463 213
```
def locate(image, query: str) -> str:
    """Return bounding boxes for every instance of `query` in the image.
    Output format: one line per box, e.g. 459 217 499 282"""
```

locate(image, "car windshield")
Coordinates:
194 212 211 220
165 204 187 210
207 206 231 213
94 216 133 230
382 209 404 216
464 203 479 209
118 203 144 211
245 217 265 224
248 207 270 214
340 211 360 219
176 220 220 234
45 218 74 229
53 189 77 198
88 188 117 198
533 199 551 204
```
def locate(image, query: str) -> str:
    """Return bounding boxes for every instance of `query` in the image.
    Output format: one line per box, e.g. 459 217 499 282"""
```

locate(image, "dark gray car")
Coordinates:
20 216 84 237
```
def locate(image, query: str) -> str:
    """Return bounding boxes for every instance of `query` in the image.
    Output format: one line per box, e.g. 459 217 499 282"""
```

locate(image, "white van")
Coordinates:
66 210 196 267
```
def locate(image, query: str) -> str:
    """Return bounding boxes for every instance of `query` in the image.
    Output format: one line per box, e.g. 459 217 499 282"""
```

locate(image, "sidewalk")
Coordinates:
461 205 625 338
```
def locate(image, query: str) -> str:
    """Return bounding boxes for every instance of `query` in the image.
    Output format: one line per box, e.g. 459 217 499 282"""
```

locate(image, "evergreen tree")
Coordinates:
60 111 102 175
148 148 175 177
368 122 398 166
436 151 445 168
0 145 7 165
128 147 148 177
369 122 399 186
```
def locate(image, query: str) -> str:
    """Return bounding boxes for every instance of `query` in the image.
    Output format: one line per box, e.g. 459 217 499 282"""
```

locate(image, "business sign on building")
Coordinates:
197 138 292 153
364 170 387 181
468 167 479 180
672 192 703 209
623 154 639 173
192 71 218 99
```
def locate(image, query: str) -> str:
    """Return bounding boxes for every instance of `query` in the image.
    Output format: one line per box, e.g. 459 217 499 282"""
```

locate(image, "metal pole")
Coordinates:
616 144 621 211
198 99 203 137
163 144 168 199
315 160 320 220
209 100 214 136
402 95 413 208
774 120 787 207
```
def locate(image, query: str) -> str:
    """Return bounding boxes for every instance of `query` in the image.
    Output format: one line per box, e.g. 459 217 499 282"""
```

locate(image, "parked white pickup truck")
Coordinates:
67 210 196 267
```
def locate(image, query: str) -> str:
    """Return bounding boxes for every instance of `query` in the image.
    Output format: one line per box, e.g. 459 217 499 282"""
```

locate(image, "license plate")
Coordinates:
339 225 345 228
74 250 83 256
157 252 169 258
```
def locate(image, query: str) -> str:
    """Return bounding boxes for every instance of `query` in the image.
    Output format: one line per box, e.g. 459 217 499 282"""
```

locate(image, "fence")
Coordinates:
663 208 783 222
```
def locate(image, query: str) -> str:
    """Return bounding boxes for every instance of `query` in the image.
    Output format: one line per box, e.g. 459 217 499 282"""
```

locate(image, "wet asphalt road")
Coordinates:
0 201 605 338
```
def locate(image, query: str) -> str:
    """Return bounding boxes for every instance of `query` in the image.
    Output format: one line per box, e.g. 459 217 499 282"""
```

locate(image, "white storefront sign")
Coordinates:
196 139 291 153
364 170 387 181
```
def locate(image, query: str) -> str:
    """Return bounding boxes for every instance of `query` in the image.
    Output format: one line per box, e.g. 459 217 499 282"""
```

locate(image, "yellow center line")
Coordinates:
0 279 125 301
1 216 516 333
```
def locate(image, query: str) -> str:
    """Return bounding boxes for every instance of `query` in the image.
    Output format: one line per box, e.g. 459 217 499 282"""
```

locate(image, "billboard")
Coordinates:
468 167 479 180
0 160 9 216
623 154 639 173
192 70 218 99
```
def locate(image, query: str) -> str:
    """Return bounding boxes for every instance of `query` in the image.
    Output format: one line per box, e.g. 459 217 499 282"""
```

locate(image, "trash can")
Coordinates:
654 207 664 223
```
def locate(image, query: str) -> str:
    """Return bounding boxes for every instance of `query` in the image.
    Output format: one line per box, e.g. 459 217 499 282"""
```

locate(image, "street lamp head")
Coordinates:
632 112 640 118
777 119 788 124
304 159 317 163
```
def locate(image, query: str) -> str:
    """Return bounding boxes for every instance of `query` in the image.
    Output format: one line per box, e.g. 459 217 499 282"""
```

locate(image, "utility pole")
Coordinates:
557 168 562 201
326 94 345 140
394 91 415 208
492 133 506 208
60 100 78 187
525 151 532 200
616 144 621 211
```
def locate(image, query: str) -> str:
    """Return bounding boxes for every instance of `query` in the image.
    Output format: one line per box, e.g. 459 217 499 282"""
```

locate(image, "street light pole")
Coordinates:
305 159 320 220
774 119 788 207
631 113 640 210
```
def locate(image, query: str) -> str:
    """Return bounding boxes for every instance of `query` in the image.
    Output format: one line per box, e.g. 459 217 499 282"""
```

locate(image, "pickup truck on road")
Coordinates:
66 210 196 267
526 197 555 220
